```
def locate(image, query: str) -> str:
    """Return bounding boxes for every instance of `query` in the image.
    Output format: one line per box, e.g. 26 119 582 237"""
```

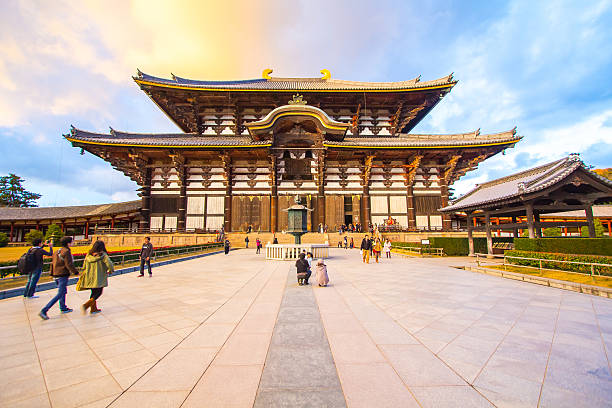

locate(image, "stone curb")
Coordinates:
0 248 234 300
462 265 612 299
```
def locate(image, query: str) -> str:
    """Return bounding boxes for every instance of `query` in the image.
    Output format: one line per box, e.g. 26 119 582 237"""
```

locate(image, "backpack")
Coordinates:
17 248 37 275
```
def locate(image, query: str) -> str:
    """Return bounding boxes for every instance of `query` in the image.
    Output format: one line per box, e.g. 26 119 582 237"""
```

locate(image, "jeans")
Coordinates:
24 267 42 297
140 258 151 275
42 276 69 313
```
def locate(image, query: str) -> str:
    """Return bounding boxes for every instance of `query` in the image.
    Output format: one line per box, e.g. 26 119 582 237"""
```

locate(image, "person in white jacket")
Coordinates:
383 239 392 259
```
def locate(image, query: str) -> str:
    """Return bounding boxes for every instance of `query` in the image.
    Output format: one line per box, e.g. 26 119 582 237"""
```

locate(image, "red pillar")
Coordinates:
111 217 115 229
85 220 89 239
607 220 612 237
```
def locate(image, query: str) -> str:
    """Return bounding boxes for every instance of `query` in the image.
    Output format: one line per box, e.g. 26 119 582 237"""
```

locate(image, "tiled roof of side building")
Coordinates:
0 201 141 221
440 155 612 212
134 71 457 91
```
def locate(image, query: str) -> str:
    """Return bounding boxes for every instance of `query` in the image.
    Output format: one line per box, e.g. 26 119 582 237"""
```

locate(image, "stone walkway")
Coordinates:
0 249 611 407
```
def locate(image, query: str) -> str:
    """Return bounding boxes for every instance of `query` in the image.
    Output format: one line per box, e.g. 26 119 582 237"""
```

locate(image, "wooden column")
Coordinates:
607 220 611 237
484 212 493 257
171 154 187 232
534 213 542 238
511 216 519 238
404 155 421 231
269 155 278 233
526 202 535 238
315 152 325 230
139 168 152 232
9 222 13 242
585 204 596 237
85 219 90 239
222 154 232 233
440 181 452 231
360 155 374 228
407 186 416 230
467 212 475 256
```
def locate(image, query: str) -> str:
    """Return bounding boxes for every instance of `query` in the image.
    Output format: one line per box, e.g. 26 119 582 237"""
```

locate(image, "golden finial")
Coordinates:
288 94 307 105
320 69 331 80
262 68 273 79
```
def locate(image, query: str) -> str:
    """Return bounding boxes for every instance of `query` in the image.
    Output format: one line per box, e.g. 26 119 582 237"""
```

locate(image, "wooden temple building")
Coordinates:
440 154 612 255
65 69 522 233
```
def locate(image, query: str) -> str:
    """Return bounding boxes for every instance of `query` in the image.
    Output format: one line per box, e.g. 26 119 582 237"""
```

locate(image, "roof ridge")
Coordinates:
476 157 567 189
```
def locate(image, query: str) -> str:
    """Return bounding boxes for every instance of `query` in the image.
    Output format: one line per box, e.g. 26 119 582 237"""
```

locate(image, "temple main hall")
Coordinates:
66 69 521 233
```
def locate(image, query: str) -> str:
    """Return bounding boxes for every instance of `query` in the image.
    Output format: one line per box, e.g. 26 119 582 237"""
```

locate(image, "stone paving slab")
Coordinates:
1 248 611 407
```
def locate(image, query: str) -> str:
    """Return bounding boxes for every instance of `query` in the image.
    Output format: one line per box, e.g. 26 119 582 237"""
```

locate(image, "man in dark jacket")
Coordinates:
360 235 372 264
39 236 79 319
138 237 154 277
295 253 310 285
24 237 53 298
245 236 249 248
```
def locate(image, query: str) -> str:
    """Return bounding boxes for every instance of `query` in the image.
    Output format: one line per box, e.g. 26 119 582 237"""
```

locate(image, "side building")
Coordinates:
65 70 522 233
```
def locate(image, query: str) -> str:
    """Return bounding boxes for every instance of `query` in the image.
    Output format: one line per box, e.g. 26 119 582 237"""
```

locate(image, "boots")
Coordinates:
90 300 102 314
82 298 94 314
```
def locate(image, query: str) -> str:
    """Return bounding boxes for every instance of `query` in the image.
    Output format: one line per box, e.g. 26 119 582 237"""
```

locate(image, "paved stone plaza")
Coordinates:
1 249 611 407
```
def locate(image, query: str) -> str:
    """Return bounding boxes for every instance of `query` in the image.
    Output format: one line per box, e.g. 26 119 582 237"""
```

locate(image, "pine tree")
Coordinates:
0 174 41 207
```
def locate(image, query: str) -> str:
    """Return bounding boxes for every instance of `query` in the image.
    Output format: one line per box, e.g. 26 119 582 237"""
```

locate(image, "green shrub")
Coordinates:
24 229 44 245
505 250 612 276
515 238 612 256
0 232 8 247
580 219 606 237
543 228 561 237
44 224 65 246
392 237 513 256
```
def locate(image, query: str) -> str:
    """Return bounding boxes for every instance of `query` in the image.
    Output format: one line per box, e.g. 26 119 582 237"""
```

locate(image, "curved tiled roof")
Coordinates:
65 127 520 149
134 70 456 92
0 201 141 221
65 128 271 147
440 155 612 212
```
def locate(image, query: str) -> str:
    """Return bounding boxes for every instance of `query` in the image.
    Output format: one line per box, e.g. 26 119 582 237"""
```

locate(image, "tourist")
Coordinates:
343 236 348 249
350 237 354 249
77 240 114 314
224 239 230 254
373 238 382 263
245 236 249 248
39 237 78 320
273 236 279 244
138 236 153 278
360 235 372 264
384 239 392 258
296 253 310 285
314 259 329 287
256 237 261 254
23 237 53 299
306 252 313 271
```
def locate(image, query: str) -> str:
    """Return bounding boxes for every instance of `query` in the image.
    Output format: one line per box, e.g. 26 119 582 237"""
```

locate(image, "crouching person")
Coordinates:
314 259 329 287
295 253 311 285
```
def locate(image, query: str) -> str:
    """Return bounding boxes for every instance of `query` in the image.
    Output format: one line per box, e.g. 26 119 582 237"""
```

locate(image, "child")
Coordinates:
314 259 329 287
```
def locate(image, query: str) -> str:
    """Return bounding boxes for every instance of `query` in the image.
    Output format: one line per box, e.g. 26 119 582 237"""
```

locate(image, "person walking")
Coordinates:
295 253 310 285
244 236 249 248
360 235 371 264
77 240 114 314
23 238 53 299
384 239 392 258
138 236 153 278
256 238 261 254
314 259 329 287
343 236 348 249
350 237 354 249
224 239 231 255
39 237 78 320
373 238 382 263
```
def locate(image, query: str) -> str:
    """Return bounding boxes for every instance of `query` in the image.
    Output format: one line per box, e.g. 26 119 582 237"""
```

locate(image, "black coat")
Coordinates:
360 238 372 251
295 258 310 274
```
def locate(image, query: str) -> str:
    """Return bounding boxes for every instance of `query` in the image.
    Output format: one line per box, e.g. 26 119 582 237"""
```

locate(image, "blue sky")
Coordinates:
1 0 611 206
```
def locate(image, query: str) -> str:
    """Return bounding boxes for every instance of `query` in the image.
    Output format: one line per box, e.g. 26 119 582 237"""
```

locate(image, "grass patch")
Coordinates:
485 264 612 289
0 246 224 292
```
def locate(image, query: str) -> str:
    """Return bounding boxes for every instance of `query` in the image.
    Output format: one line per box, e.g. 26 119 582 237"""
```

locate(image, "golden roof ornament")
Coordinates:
262 68 273 79
320 69 331 80
288 94 307 105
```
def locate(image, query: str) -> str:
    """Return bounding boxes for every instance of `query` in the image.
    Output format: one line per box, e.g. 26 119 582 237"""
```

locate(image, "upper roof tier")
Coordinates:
134 70 456 92
133 70 457 134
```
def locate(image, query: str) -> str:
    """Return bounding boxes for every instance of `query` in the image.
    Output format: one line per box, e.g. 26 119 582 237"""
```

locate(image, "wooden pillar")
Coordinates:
526 202 535 238
85 219 90 239
484 212 493 257
534 213 542 238
316 152 325 230
467 212 475 256
360 155 374 228
512 216 518 238
440 181 451 231
111 217 115 229
607 220 612 237
585 204 596 237
177 180 187 232
139 169 152 232
9 222 14 242
270 155 278 233
407 186 416 230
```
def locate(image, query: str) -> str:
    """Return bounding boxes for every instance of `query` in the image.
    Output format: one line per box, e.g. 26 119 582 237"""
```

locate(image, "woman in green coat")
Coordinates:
78 240 114 314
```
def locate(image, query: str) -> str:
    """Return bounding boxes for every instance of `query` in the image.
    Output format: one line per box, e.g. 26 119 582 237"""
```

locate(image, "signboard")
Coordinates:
421 239 430 245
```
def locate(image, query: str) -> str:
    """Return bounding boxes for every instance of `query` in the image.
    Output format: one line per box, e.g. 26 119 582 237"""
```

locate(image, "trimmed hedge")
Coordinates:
505 250 612 276
392 237 513 256
515 238 612 256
